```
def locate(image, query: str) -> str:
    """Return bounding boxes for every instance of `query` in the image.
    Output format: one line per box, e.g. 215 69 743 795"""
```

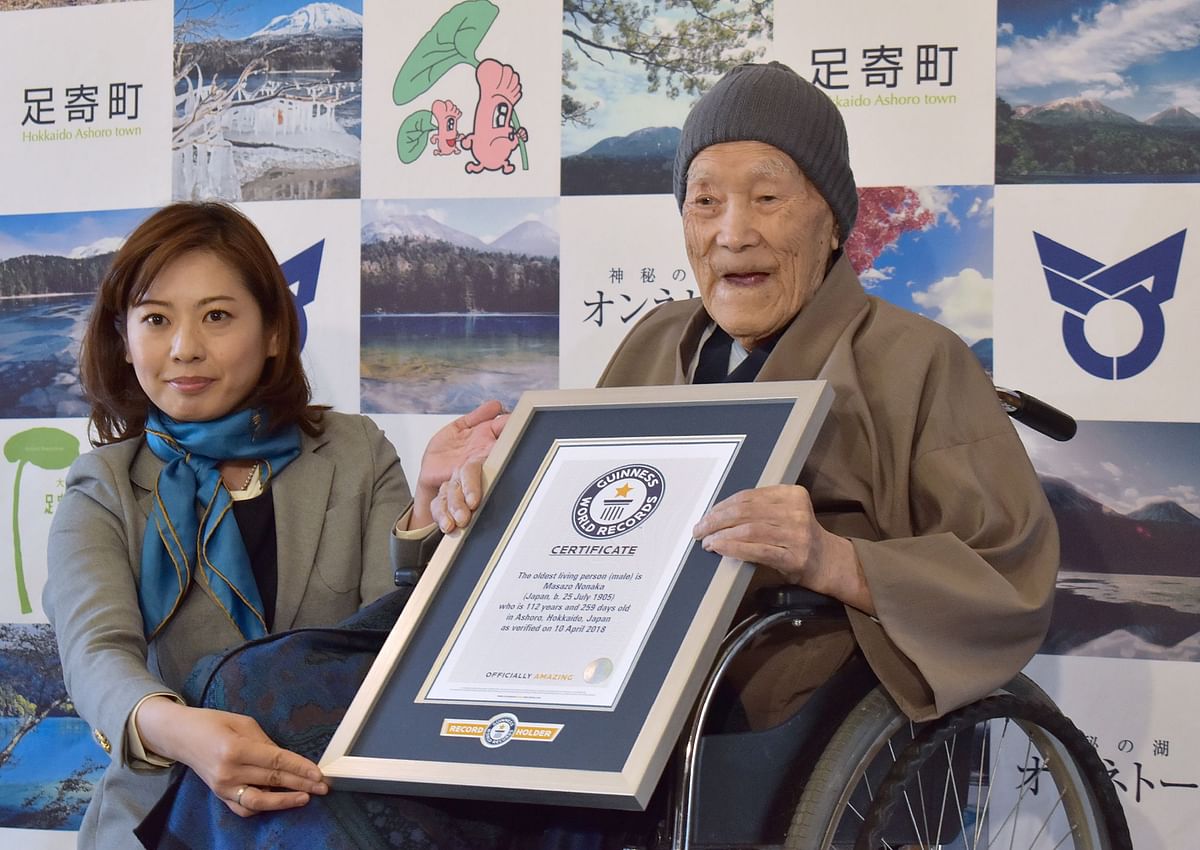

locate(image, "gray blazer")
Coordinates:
44 411 422 849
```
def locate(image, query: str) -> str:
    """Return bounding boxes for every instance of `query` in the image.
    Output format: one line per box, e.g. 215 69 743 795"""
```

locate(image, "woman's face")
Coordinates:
124 250 278 422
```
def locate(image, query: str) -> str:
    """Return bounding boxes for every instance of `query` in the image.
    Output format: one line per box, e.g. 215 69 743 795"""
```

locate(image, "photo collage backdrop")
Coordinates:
1 1 1197 846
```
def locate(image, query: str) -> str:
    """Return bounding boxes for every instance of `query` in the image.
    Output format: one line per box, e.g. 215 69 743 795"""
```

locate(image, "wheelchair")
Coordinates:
655 389 1130 850
661 586 1132 850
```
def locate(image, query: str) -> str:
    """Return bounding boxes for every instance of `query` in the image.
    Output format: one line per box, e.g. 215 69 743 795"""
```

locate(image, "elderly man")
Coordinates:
442 61 1058 729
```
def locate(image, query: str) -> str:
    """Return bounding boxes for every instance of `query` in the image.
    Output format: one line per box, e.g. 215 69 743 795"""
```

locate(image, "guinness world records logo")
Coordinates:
572 464 664 539
482 713 519 748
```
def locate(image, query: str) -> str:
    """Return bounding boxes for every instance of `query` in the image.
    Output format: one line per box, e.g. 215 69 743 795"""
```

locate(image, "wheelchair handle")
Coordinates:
996 386 1076 442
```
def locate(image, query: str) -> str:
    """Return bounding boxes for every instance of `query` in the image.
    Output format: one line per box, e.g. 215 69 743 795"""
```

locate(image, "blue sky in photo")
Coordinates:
997 0 1200 120
0 209 151 262
997 0 1091 32
362 197 559 244
1022 419 1200 515
176 0 363 41
562 2 771 156
857 186 994 344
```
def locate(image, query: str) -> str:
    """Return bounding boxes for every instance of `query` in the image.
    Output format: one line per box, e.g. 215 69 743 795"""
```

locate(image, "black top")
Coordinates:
693 326 780 384
232 489 278 631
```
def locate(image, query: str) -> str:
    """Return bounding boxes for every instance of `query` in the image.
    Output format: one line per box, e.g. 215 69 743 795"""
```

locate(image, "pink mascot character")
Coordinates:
460 58 528 175
430 99 462 155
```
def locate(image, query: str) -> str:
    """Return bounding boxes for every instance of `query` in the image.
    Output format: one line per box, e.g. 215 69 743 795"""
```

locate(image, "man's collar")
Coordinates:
678 253 868 382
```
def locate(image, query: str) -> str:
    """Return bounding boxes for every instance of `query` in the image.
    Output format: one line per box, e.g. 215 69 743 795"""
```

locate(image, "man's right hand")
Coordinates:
430 458 487 534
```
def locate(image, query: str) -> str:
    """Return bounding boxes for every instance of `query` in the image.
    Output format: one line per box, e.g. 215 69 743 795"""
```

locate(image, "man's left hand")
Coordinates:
692 484 875 615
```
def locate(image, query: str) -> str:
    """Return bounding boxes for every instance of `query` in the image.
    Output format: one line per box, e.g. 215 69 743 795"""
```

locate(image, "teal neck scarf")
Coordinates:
139 407 301 641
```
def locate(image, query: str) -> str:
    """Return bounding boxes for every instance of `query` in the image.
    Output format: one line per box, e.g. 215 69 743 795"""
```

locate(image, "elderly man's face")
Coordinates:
682 141 838 350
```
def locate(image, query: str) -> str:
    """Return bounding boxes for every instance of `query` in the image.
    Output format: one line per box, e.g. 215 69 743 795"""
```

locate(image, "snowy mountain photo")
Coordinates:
173 1 364 202
247 3 362 40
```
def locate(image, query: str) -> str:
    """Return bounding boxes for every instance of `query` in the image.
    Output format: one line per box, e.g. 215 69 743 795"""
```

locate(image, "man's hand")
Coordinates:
430 458 486 534
692 484 875 615
136 698 327 818
412 400 508 529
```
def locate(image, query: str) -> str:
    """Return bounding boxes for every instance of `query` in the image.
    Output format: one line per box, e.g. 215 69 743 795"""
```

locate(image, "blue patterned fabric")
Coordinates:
135 590 659 850
140 407 301 640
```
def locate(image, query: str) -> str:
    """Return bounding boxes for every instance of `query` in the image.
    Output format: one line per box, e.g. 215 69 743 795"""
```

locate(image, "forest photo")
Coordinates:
997 0 1200 182
560 0 773 195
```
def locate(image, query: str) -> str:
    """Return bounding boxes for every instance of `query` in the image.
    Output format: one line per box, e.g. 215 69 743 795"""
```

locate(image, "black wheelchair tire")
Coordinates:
784 685 912 849
785 675 1132 850
857 691 1131 850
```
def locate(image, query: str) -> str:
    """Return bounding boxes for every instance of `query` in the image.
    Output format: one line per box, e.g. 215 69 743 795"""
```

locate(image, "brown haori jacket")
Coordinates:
597 254 1059 727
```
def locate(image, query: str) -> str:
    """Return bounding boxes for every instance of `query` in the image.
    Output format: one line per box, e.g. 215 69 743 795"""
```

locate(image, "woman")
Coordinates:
43 202 504 849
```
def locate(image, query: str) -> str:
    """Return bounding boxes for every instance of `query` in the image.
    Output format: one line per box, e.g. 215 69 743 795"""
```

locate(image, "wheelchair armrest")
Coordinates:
755 585 848 620
393 566 423 589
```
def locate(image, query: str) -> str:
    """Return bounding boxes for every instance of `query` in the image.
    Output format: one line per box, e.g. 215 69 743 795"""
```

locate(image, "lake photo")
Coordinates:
0 717 101 830
1043 572 1200 662
360 198 560 414
1023 420 1200 662
0 295 92 418
0 209 139 418
361 313 557 414
1 623 102 830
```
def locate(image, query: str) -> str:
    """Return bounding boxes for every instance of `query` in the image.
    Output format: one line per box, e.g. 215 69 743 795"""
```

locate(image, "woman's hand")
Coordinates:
411 400 508 529
136 697 328 817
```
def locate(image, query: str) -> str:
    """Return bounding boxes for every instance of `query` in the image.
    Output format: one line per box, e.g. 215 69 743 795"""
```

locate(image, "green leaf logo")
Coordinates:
398 110 436 163
6 428 80 614
393 1 499 106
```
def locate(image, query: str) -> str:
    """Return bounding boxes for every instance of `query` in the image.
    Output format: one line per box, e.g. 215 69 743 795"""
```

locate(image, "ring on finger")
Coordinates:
235 785 248 806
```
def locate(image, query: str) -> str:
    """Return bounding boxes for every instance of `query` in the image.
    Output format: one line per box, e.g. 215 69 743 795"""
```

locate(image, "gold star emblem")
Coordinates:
614 483 634 497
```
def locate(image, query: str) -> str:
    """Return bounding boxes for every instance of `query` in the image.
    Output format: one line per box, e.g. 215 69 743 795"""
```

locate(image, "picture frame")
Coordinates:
320 381 833 809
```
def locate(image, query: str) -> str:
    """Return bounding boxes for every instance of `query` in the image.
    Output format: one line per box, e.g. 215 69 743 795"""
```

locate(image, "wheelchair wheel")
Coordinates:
785 675 1131 850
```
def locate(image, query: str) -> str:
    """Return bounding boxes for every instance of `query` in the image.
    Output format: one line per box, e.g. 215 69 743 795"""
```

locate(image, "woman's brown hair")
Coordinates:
80 202 324 444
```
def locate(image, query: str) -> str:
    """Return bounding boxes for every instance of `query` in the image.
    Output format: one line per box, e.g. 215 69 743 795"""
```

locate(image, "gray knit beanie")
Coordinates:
673 61 858 239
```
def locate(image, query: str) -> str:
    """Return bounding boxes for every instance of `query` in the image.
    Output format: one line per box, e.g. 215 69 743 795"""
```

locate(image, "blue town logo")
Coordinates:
279 239 324 349
572 465 664 539
1035 230 1185 380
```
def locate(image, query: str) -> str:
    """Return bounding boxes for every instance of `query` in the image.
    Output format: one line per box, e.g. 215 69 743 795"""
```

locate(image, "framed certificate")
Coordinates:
320 381 832 809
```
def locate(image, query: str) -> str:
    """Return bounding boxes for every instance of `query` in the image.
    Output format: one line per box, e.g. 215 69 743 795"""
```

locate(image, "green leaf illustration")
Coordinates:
6 428 80 614
393 0 499 106
397 110 436 164
5 428 80 469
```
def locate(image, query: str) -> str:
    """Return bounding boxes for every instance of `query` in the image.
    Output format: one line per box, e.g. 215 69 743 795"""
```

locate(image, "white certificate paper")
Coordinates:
422 436 743 709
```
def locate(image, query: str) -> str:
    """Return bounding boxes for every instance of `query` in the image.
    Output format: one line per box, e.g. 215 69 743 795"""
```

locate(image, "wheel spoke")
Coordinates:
938 735 959 849
973 722 990 847
917 751 931 841
1026 784 1071 847
974 718 1011 849
901 787 927 848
